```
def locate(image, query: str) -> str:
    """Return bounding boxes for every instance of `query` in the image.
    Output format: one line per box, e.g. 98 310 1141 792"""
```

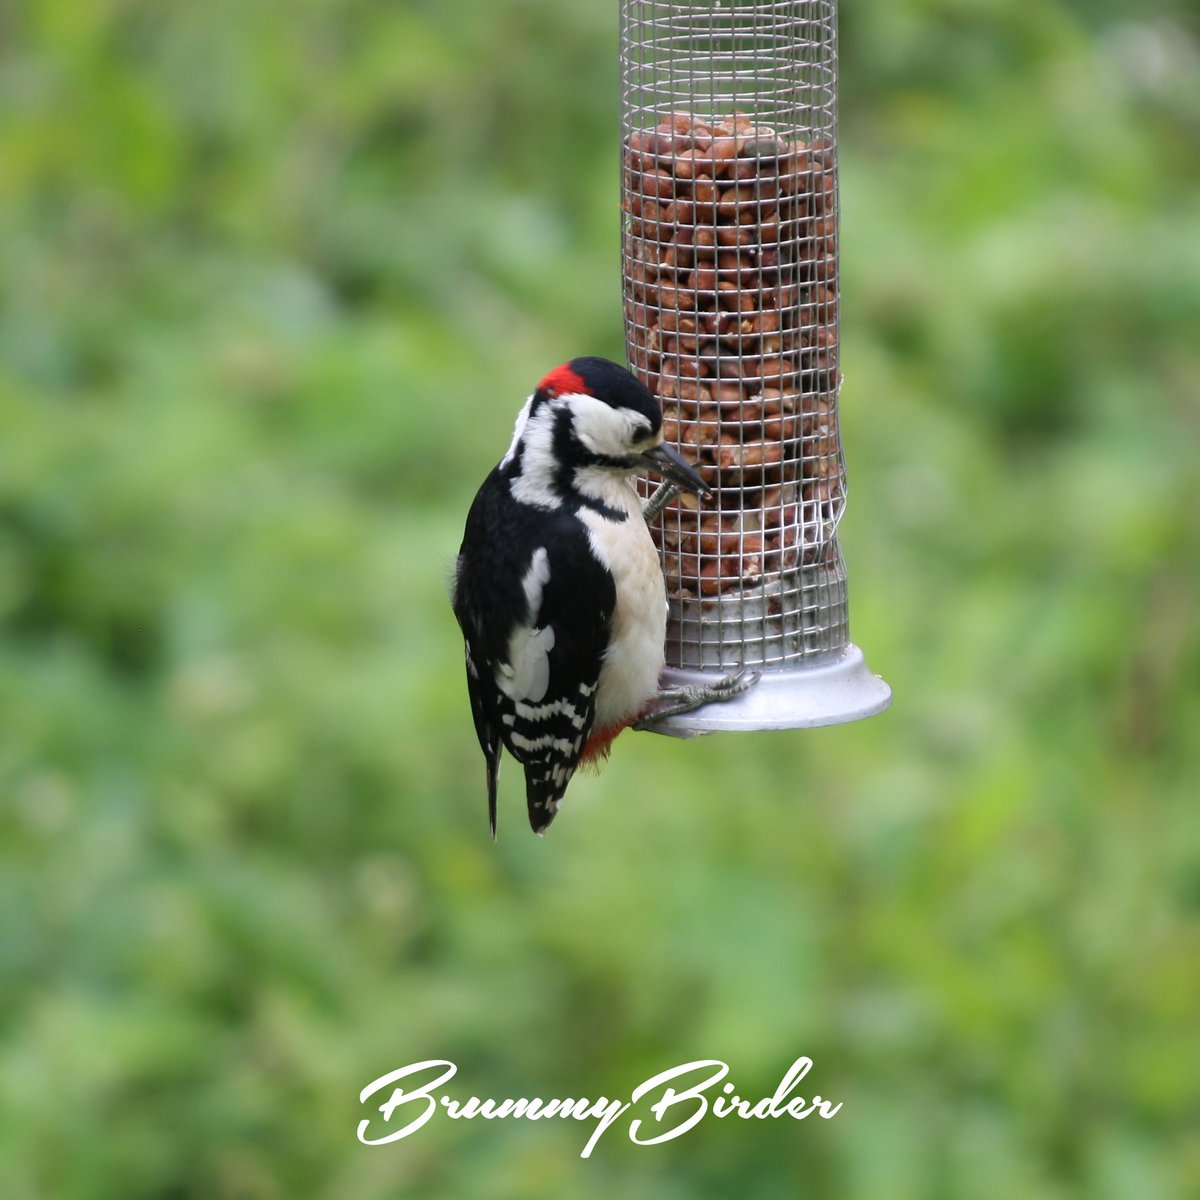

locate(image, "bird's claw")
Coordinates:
634 667 760 728
641 480 681 523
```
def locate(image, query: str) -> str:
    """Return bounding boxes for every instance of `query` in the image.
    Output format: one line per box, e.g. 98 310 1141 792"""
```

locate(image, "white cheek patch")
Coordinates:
564 394 652 459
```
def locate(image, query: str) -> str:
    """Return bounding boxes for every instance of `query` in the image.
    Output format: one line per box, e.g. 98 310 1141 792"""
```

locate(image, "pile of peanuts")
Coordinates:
622 110 842 598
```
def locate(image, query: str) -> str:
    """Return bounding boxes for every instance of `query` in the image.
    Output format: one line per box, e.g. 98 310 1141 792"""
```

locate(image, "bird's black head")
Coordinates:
505 355 708 499
536 356 664 436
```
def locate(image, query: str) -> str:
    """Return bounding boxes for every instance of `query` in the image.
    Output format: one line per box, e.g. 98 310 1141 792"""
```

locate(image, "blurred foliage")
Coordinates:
2 0 1199 1197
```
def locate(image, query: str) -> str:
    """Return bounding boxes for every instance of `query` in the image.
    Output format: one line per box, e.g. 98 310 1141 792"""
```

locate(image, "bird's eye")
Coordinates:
626 418 656 447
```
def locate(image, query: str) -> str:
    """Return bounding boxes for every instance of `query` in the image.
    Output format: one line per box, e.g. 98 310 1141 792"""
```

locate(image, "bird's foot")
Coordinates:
634 667 760 728
642 480 681 523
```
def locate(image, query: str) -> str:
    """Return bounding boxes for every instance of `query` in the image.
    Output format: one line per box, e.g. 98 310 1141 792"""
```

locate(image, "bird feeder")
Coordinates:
620 0 890 733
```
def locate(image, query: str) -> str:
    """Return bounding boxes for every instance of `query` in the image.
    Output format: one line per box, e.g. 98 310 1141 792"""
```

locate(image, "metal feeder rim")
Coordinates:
642 644 891 738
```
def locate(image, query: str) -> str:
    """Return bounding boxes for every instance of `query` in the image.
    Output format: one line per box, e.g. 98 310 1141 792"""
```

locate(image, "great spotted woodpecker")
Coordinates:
453 356 755 836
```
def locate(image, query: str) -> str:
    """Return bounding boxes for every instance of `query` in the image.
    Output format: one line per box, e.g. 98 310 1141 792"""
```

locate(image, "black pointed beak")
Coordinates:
639 442 711 496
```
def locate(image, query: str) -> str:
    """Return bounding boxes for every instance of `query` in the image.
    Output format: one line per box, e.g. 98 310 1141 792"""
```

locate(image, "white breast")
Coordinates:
578 479 667 728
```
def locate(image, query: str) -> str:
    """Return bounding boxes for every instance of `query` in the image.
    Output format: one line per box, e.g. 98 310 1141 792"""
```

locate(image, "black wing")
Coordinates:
452 469 615 835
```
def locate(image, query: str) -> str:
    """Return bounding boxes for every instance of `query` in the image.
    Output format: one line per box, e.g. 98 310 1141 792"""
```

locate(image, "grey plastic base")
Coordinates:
643 644 891 738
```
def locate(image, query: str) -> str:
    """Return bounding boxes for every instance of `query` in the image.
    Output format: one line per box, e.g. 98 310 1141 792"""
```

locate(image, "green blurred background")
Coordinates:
2 1 1198 1196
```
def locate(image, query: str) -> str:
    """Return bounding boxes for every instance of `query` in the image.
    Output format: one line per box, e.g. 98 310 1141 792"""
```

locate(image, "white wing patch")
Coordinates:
496 547 556 703
498 625 556 701
521 547 551 615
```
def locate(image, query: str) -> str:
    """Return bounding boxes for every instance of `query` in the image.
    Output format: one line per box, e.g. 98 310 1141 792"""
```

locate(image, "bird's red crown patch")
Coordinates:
538 363 588 398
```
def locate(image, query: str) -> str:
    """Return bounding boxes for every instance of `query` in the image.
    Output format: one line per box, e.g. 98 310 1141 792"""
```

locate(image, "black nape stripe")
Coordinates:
503 437 526 477
589 453 640 471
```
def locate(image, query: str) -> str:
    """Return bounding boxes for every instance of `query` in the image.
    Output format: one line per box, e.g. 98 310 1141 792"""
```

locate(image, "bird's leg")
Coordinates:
642 480 680 523
634 667 760 727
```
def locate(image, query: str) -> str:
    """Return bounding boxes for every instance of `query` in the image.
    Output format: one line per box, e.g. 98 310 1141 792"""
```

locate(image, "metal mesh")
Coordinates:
620 0 848 672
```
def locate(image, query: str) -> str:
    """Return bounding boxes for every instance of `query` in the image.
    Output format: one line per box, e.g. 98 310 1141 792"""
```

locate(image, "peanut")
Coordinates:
623 109 842 596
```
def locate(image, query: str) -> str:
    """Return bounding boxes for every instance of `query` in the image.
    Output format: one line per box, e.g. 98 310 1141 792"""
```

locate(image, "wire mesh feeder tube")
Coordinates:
620 0 889 734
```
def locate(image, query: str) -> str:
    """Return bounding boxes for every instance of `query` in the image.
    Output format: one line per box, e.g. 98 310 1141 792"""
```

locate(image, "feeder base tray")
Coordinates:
643 644 891 737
